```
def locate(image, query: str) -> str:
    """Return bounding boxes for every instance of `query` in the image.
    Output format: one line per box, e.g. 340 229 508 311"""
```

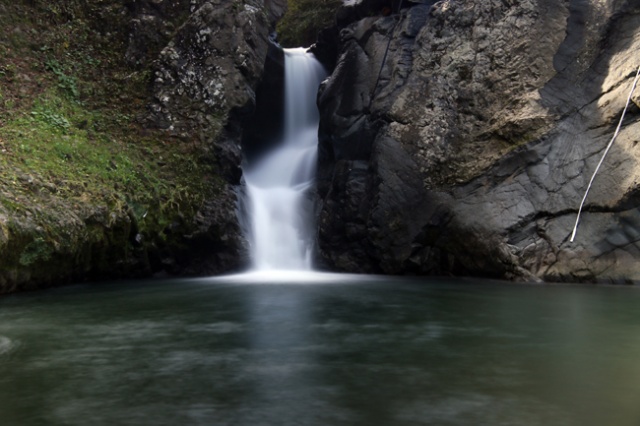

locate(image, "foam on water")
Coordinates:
205 270 382 284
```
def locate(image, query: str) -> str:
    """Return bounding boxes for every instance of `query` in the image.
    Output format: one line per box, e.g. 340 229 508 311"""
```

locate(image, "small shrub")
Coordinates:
31 108 71 132
45 59 79 99
277 0 341 47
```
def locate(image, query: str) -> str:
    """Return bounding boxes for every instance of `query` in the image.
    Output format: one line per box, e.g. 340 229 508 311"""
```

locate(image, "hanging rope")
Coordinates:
369 0 405 109
570 65 640 242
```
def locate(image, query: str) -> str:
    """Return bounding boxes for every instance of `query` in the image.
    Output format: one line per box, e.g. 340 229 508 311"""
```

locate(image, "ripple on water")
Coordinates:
0 336 16 355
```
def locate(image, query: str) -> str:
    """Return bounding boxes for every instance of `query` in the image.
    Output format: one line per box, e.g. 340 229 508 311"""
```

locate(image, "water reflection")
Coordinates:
0 278 639 425
240 283 318 424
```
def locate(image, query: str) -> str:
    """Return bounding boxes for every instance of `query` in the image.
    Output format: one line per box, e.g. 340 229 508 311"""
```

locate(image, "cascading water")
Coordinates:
243 48 326 271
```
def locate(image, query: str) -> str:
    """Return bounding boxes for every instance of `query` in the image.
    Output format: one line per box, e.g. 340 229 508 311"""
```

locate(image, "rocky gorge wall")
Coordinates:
0 0 286 293
314 0 640 283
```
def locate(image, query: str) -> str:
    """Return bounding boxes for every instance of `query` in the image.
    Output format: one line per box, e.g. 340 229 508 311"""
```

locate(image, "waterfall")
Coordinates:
243 48 326 271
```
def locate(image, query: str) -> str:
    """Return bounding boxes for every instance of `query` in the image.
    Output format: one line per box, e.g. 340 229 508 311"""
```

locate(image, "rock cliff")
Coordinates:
315 0 640 283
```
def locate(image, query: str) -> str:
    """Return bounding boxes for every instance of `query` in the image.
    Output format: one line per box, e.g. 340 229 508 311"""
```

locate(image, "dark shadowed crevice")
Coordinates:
240 42 286 166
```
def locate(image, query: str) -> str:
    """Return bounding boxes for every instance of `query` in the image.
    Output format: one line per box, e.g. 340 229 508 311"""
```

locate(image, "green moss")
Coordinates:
0 99 212 217
19 237 53 266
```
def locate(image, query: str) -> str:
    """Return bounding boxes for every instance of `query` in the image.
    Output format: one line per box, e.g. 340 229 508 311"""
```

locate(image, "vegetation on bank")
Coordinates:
277 0 341 47
0 1 221 284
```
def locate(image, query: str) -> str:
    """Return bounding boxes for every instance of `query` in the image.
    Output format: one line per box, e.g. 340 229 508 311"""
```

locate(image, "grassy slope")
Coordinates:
0 2 221 288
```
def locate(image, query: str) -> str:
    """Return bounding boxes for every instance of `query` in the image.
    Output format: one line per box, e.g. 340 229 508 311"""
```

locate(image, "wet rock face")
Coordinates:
317 0 640 282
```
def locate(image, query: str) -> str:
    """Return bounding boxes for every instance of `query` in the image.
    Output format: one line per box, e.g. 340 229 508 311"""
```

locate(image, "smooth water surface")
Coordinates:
1 276 639 425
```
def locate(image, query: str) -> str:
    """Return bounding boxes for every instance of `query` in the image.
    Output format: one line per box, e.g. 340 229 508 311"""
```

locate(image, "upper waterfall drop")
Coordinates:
243 48 327 271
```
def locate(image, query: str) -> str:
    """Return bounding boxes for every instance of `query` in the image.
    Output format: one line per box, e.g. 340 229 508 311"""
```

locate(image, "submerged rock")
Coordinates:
316 0 640 283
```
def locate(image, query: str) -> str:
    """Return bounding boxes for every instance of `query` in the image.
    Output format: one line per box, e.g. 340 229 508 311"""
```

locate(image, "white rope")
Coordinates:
570 65 640 243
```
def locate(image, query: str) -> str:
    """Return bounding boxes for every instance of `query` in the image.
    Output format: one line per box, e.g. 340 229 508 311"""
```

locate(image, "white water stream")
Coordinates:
243 48 326 271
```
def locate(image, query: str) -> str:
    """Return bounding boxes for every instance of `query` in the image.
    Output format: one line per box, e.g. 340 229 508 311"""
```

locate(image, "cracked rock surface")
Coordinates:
316 0 640 282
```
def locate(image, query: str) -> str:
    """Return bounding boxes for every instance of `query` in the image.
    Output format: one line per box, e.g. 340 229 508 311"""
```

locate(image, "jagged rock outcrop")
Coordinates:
147 0 285 273
316 0 640 282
